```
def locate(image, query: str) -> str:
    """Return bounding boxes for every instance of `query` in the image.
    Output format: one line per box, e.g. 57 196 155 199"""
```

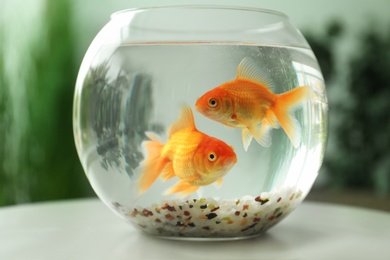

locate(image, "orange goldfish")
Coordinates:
195 57 311 151
137 105 237 196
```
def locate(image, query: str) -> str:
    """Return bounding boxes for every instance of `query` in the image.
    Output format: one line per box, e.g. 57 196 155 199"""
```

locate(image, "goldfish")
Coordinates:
195 57 311 151
137 105 237 196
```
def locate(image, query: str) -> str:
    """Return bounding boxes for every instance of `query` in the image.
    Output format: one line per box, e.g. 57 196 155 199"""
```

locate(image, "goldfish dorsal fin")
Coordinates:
168 105 196 137
236 57 275 91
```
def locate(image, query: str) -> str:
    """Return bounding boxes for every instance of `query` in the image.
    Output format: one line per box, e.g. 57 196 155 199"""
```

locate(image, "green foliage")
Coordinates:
0 29 7 205
27 0 93 202
0 0 93 206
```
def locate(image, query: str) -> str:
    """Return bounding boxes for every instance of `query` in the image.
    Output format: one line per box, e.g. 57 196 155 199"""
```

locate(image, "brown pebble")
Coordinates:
268 215 275 221
162 203 176 211
142 209 153 217
243 213 248 218
165 214 175 221
184 211 190 216
131 209 138 217
202 226 210 230
235 211 240 216
167 206 176 211
155 218 161 223
211 206 220 212
255 196 269 205
277 197 282 202
253 217 261 222
243 205 249 210
289 193 295 200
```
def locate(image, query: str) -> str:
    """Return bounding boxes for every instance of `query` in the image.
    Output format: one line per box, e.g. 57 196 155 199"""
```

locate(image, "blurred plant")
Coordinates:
326 26 390 195
305 22 390 195
0 0 93 206
81 61 158 177
304 21 343 82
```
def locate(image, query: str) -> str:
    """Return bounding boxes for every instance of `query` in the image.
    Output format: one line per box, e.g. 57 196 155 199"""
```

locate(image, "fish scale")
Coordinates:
165 130 201 180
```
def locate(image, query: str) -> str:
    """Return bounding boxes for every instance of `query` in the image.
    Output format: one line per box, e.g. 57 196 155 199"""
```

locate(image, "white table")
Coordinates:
1 198 389 259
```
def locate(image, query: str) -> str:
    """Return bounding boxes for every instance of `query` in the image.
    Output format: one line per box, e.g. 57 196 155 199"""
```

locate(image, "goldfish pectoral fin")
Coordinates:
164 181 199 196
265 110 280 129
160 162 175 181
236 57 275 91
249 123 272 148
214 177 223 187
242 128 253 151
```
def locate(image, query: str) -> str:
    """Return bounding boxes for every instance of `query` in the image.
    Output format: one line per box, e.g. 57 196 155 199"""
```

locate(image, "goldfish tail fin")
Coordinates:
273 86 311 148
168 105 196 137
164 180 199 196
138 133 168 193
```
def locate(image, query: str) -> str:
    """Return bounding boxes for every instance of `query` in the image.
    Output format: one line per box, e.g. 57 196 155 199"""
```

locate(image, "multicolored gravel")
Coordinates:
113 187 303 239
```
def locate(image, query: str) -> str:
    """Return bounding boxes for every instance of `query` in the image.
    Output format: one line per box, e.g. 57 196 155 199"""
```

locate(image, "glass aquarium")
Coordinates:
73 6 328 240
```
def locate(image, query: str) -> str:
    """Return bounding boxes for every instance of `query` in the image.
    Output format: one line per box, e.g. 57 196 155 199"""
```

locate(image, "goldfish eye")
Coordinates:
208 152 217 162
208 98 218 108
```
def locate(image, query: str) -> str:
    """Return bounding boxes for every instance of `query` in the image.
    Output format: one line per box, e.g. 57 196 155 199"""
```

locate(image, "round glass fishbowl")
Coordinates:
73 6 328 240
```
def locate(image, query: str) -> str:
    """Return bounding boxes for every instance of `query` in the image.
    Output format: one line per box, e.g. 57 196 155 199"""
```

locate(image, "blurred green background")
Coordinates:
1 0 390 210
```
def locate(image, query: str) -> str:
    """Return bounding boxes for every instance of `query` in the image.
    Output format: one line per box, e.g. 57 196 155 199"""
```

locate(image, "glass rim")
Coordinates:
111 5 288 20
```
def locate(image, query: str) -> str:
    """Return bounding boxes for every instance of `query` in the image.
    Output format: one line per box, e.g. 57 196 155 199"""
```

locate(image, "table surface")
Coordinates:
1 198 390 260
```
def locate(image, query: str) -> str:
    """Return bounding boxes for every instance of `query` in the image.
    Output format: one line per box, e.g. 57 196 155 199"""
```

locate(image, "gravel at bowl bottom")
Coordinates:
113 187 304 239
